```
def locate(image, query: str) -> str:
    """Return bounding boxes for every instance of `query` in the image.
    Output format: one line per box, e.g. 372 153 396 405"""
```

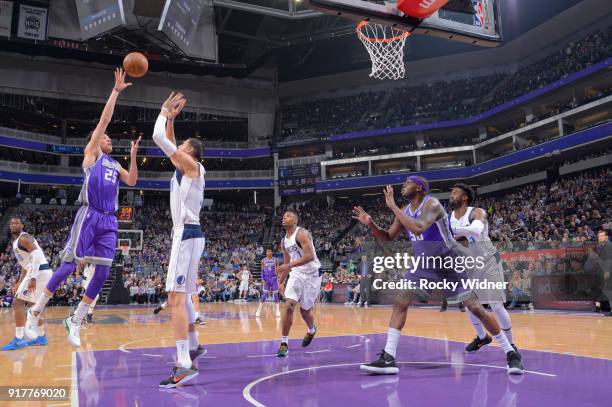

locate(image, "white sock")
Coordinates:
38 324 45 336
32 293 51 314
161 301 167 309
72 302 90 325
88 296 99 313
194 312 200 320
16 327 24 339
491 302 513 343
493 331 514 354
307 325 316 335
188 331 199 351
467 308 487 339
281 336 288 344
384 328 401 358
176 339 191 369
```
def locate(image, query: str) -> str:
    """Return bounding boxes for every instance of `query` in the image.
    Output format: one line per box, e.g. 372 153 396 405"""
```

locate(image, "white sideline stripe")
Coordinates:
71 352 78 407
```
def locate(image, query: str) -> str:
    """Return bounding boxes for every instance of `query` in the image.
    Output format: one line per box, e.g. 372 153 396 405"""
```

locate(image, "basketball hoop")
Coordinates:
356 20 411 80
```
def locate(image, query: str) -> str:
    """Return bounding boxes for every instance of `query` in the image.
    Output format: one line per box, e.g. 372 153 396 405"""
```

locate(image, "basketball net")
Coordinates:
356 21 411 80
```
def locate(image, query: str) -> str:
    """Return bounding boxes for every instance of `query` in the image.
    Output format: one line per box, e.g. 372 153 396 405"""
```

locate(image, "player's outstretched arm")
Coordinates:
166 98 185 147
84 68 132 167
452 208 487 239
152 92 198 177
119 136 141 186
352 206 402 241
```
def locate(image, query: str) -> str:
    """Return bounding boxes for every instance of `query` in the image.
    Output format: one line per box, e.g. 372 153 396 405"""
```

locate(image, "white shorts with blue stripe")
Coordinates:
165 225 205 294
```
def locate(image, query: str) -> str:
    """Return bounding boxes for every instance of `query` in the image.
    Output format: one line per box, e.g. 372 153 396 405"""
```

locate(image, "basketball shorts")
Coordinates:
263 278 279 292
470 253 507 304
240 281 249 292
60 205 117 266
165 225 205 294
16 267 52 303
403 249 472 303
285 270 322 311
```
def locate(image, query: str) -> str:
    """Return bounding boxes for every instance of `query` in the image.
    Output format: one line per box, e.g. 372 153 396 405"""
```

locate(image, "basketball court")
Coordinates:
1 303 610 406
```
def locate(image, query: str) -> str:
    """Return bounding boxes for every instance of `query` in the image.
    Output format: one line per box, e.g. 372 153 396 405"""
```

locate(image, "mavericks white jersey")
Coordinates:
450 207 497 258
170 162 206 227
12 232 47 273
283 226 321 275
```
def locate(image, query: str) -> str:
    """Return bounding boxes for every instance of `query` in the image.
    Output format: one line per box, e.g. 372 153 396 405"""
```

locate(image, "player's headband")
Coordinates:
406 176 429 193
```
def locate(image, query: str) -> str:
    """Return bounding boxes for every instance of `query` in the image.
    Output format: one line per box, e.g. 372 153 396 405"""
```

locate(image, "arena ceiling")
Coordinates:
0 0 586 81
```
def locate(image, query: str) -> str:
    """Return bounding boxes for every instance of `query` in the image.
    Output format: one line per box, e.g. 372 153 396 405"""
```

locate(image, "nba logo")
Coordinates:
176 276 185 285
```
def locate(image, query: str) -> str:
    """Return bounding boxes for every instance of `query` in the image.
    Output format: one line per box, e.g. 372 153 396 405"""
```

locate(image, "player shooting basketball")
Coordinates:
25 68 140 348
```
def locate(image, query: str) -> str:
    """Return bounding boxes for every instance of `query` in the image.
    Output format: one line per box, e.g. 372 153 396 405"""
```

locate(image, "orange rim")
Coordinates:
356 20 411 43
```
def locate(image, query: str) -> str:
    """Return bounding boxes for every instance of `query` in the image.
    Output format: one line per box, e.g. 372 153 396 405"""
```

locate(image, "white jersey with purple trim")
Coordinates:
170 162 205 228
12 232 46 273
283 226 321 275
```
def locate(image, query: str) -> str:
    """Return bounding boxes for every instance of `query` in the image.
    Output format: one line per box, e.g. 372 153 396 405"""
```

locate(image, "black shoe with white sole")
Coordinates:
465 335 492 353
360 350 399 375
301 326 316 347
506 350 524 375
189 345 207 361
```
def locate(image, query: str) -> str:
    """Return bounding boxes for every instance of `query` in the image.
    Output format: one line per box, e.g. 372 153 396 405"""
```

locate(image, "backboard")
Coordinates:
305 0 502 47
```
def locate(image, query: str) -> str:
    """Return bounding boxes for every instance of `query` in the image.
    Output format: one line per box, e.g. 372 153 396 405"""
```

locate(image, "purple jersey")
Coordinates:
79 153 121 212
403 196 470 301
262 258 277 281
405 196 456 256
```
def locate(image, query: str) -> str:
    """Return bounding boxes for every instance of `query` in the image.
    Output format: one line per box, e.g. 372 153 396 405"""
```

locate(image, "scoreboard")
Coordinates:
278 163 320 196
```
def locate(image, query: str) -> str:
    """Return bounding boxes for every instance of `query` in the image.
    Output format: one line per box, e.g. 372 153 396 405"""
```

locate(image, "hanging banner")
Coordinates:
17 4 47 40
0 1 13 38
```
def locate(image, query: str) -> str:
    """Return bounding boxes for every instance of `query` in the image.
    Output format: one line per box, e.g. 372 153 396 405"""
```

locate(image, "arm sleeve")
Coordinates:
27 248 46 279
452 219 485 239
152 115 177 158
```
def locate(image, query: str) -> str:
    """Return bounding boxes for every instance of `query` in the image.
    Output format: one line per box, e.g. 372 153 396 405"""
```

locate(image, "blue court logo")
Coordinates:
176 276 185 285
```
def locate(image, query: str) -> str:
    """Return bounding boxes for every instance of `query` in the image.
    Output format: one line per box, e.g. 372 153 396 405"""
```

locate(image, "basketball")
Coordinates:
123 52 148 78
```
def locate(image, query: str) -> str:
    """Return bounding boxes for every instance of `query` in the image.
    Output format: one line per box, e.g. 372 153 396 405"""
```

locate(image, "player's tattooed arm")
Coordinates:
386 187 443 235
84 68 132 167
352 206 402 241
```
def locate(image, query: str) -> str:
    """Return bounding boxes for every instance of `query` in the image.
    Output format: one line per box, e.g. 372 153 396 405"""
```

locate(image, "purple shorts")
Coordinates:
263 278 279 292
403 249 471 302
60 206 118 266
